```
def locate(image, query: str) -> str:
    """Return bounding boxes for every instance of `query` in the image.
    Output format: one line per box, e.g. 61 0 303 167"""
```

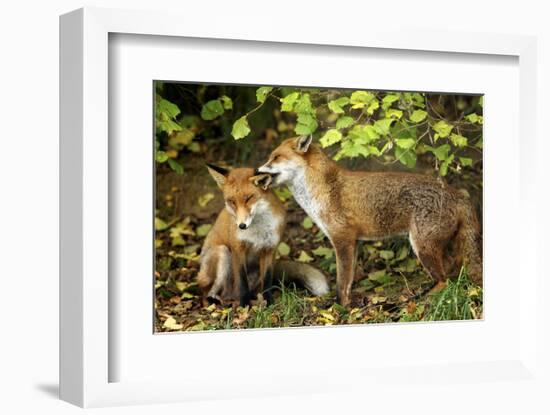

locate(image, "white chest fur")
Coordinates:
236 201 282 251
289 170 331 240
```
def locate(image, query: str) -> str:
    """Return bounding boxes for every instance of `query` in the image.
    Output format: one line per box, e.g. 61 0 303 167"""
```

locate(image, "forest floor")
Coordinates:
154 157 483 332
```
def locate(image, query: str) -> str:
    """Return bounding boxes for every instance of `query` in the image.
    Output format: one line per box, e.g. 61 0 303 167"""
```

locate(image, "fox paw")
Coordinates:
206 294 223 305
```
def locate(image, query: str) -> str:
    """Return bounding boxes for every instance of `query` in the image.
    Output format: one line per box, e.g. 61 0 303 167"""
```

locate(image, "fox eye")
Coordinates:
226 199 236 207
245 195 254 203
273 155 280 161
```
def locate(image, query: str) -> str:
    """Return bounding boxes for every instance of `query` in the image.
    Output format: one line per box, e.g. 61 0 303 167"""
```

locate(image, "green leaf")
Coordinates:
395 138 416 150
403 92 426 108
429 144 451 161
381 93 400 110
169 129 195 147
358 278 375 290
220 95 233 110
395 257 419 273
169 219 195 247
201 99 224 120
328 97 350 114
439 155 455 176
302 217 313 229
432 120 453 139
231 116 251 140
295 124 316 136
292 93 317 135
365 99 380 115
412 93 425 107
373 118 394 136
394 146 417 168
382 94 400 104
335 141 369 160
277 242 291 256
171 235 185 247
379 250 395 260
281 92 300 112
475 138 483 149
156 96 181 119
409 109 427 123
350 91 376 109
294 93 314 114
256 87 273 103
167 158 184 174
156 118 182 134
198 193 215 207
297 250 314 263
319 129 342 148
385 108 403 119
450 133 468 148
312 246 333 259
367 145 382 156
188 142 200 153
155 151 169 163
362 125 381 140
155 217 169 231
368 269 391 285
274 187 292 202
465 113 483 124
391 121 416 139
336 116 354 129
188 321 206 331
459 157 473 167
396 245 409 261
295 112 318 135
196 224 212 237
347 125 379 144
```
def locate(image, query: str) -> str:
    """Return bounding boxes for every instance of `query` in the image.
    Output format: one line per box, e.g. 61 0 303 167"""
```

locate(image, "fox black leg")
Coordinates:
263 266 274 305
239 265 252 307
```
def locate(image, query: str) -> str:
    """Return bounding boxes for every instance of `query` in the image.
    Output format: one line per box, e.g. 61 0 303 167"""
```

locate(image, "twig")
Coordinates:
372 128 430 166
399 272 414 296
242 88 279 118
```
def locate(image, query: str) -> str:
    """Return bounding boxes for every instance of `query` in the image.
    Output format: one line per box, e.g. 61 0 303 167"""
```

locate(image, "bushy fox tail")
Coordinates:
273 260 330 296
455 197 483 284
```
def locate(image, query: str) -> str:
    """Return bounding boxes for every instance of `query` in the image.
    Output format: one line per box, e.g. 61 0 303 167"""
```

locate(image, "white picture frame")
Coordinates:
60 6 547 409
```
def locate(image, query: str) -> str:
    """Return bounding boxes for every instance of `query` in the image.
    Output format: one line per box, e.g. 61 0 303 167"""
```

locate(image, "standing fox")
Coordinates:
197 165 329 306
258 135 482 306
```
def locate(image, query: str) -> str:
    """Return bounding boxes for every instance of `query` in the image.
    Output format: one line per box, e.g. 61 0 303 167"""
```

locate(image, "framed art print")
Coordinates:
60 6 547 409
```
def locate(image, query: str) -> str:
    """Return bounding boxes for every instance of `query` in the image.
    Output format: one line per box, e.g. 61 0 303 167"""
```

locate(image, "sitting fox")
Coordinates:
258 135 482 306
197 165 329 306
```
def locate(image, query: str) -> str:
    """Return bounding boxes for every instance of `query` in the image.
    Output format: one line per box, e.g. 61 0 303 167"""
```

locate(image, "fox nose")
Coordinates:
239 223 247 230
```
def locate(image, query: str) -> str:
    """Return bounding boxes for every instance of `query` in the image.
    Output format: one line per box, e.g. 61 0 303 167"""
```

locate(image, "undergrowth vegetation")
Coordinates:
157 270 483 332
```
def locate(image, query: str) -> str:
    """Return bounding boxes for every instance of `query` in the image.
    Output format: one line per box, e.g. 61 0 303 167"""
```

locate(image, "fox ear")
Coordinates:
250 173 272 191
206 163 229 188
295 135 313 153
